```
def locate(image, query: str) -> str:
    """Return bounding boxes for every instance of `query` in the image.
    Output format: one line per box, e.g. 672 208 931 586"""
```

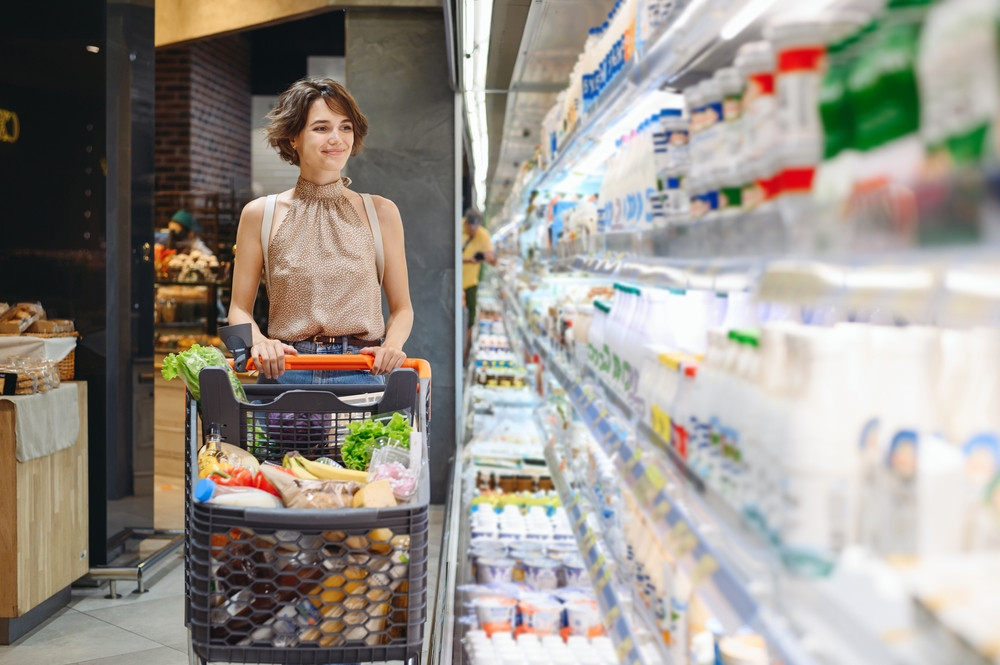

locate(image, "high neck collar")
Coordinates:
294 176 352 201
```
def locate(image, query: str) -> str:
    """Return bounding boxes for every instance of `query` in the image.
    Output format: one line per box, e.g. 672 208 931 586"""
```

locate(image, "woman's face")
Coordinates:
291 99 354 175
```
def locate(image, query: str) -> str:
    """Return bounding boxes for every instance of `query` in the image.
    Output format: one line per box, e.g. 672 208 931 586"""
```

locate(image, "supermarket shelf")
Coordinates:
521 0 757 196
524 319 991 665
542 443 663 665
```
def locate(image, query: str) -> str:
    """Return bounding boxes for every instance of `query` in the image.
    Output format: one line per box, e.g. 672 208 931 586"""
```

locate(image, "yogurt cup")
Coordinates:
522 557 561 591
476 557 517 585
564 597 604 638
474 595 517 637
517 594 564 636
560 557 588 588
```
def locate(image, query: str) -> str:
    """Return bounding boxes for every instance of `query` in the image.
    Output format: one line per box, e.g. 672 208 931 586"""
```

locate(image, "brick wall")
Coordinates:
154 46 192 225
155 35 252 232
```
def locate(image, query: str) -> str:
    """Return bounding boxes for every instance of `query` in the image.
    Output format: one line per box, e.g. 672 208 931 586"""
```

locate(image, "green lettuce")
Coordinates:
161 343 247 402
341 412 411 471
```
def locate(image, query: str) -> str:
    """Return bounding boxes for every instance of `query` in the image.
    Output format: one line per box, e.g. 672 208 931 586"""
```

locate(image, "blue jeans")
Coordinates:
257 340 386 386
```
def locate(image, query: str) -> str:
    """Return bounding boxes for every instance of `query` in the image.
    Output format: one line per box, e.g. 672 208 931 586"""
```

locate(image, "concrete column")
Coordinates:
346 8 457 504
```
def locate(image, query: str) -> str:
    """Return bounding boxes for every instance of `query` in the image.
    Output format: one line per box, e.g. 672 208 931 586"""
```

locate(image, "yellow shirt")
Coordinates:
462 225 493 290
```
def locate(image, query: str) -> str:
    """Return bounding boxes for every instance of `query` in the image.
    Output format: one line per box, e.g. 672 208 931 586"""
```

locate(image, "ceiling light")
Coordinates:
85 45 100 53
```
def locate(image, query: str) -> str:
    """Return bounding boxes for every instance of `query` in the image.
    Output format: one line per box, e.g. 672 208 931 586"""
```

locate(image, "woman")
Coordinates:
228 78 413 383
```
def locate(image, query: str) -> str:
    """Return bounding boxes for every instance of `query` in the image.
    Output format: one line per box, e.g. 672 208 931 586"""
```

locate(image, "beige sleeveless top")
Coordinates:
266 177 385 342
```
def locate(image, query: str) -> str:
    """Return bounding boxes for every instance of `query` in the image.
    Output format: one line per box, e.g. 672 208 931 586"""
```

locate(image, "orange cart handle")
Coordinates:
239 354 431 380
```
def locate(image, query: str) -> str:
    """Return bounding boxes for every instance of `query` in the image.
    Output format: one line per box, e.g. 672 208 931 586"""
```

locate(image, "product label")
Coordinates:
780 167 817 194
719 186 743 211
671 418 689 460
778 46 826 73
723 94 743 122
777 70 824 139
651 404 672 444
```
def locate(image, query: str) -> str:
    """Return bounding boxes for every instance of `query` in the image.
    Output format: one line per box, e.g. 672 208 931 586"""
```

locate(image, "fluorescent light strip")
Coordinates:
461 0 494 212
720 0 779 40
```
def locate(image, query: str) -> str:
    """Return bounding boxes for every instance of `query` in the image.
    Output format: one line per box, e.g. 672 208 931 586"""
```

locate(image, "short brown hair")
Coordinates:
265 78 369 165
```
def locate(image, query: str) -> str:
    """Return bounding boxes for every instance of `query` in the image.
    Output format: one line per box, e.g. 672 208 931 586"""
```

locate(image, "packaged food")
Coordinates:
522 557 561 590
476 556 517 585
474 595 518 636
194 478 284 509
516 593 563 636
367 443 419 500
564 597 604 638
258 464 361 509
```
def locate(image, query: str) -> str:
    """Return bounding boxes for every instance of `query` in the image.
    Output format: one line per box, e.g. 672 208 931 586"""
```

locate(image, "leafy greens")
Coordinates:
341 412 411 471
161 343 247 402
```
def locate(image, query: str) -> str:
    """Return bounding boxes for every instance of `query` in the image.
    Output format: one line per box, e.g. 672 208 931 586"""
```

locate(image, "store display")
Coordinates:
0 300 79 382
468 2 1000 664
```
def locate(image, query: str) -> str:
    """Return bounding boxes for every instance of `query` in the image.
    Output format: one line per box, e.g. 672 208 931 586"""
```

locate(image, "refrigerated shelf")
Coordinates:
503 286 992 665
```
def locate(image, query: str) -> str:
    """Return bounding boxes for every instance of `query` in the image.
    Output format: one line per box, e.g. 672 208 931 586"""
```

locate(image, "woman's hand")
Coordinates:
360 345 406 375
251 338 299 379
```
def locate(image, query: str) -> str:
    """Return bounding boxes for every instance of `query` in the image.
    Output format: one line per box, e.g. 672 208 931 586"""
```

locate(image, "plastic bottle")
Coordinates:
734 41 778 166
777 327 858 574
867 326 966 559
714 67 747 216
948 328 1000 550
917 0 1000 165
755 323 794 541
587 300 612 379
848 0 934 188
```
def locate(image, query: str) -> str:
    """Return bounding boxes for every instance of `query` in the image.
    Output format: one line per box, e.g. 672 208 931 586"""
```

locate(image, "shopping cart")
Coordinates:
184 353 432 665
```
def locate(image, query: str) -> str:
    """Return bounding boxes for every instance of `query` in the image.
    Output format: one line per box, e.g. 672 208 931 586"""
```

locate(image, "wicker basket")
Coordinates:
24 331 80 381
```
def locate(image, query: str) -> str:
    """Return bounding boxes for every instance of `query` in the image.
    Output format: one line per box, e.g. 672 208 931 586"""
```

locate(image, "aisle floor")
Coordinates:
0 476 445 665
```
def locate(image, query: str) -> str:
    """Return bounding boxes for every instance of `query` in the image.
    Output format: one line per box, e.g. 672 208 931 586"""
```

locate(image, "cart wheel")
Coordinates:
187 630 205 665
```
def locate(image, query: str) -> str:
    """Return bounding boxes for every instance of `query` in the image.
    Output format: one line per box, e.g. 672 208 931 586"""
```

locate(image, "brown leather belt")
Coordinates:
305 334 380 349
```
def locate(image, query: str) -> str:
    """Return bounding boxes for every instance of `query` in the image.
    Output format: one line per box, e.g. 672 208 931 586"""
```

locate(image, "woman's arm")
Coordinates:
360 196 413 375
228 197 296 379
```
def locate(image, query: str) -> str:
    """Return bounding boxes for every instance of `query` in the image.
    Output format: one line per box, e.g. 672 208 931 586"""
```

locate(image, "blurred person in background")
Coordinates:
166 209 214 256
462 207 496 363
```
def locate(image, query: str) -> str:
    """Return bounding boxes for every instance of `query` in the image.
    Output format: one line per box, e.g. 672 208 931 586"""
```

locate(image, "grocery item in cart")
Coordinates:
194 478 284 508
161 343 246 402
258 464 362 508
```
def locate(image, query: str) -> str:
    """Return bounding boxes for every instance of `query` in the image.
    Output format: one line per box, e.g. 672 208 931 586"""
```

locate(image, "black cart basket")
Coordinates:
184 357 432 665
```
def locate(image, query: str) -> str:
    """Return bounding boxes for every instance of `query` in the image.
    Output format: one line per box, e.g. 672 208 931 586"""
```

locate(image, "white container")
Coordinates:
868 326 966 559
764 11 866 152
734 41 778 165
778 327 858 568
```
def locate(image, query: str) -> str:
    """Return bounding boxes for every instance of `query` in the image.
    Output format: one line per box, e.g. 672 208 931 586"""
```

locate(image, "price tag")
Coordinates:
637 464 667 504
666 521 691 556
588 553 606 578
691 553 719 588
604 604 621 628
594 566 612 593
650 491 672 523
675 526 699 560
622 448 642 474
601 580 618 609
615 635 635 662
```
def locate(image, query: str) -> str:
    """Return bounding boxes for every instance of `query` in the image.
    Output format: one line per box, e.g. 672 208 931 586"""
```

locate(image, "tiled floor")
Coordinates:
0 476 445 665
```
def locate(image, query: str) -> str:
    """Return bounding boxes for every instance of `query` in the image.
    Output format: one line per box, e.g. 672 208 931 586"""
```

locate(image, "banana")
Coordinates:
297 456 369 483
283 453 320 480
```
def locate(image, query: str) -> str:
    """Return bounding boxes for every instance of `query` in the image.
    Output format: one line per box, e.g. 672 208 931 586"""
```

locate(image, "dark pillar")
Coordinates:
345 8 458 504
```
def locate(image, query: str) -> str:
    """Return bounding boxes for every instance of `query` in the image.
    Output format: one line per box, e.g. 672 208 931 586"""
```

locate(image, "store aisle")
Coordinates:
0 496 444 665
